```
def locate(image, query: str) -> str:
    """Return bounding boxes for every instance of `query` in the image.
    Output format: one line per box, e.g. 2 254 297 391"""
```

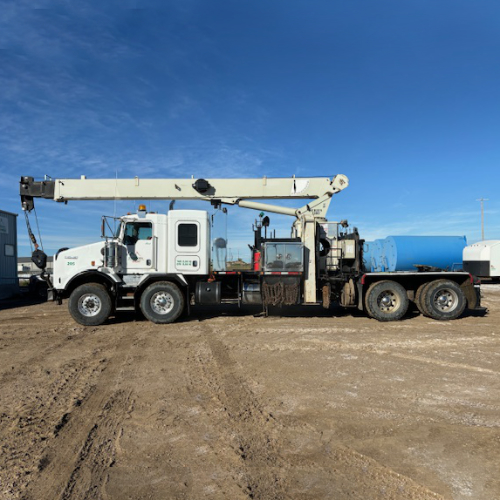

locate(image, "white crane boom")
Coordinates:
21 174 349 218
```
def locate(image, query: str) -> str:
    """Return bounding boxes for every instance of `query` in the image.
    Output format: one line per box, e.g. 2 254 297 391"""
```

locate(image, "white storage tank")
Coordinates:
463 240 500 278
0 210 19 299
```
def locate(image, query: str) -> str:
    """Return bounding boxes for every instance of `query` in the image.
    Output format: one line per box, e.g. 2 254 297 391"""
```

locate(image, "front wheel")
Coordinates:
140 281 184 324
68 283 112 326
365 280 409 321
421 280 466 321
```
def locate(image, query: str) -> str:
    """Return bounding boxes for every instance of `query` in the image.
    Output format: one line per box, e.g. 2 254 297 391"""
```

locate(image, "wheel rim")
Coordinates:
78 293 102 317
150 291 174 315
377 290 400 312
432 288 459 313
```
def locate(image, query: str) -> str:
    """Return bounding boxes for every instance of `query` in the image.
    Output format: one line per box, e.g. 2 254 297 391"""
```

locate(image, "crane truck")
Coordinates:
20 174 481 326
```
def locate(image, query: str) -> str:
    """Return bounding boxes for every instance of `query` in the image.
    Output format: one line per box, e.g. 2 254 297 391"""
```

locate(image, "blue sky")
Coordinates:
1 0 499 259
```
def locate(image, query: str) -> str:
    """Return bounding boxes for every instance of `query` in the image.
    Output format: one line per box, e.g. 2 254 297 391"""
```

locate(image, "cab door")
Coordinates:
122 221 154 272
174 221 201 273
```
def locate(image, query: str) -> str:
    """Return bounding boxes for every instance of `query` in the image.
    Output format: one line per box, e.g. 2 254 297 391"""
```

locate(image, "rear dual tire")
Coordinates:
417 280 466 321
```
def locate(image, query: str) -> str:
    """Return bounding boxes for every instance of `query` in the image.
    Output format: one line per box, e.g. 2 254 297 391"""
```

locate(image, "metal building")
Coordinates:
0 210 19 299
18 256 53 276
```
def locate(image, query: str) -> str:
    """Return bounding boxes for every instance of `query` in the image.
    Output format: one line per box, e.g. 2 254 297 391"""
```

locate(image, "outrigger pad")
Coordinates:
32 249 48 270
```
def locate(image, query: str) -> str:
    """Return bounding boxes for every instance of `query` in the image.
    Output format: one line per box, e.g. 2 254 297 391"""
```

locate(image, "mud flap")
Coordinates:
322 284 331 309
357 282 364 311
461 282 480 310
340 279 356 307
47 288 63 305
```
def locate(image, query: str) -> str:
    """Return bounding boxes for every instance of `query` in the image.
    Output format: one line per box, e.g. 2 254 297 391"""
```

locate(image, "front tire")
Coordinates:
365 280 409 321
140 281 184 324
421 280 466 321
68 283 112 326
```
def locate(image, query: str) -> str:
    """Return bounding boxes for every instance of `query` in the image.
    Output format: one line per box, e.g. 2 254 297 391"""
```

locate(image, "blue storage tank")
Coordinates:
362 241 373 272
381 236 466 272
367 239 385 272
372 240 386 271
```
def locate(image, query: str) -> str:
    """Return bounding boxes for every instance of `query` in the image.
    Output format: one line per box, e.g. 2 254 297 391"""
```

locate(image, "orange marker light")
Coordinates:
138 204 147 211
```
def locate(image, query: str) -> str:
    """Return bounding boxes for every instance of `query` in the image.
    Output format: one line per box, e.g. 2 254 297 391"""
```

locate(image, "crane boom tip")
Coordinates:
332 174 349 192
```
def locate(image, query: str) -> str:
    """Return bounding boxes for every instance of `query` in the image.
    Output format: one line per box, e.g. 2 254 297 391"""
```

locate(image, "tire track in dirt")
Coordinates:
10 328 140 500
187 320 447 500
58 390 133 500
380 351 500 375
0 326 104 386
205 335 288 499
187 324 287 499
0 355 108 500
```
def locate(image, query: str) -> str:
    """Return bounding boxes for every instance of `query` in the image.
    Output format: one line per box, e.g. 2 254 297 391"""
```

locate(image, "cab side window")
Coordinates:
178 223 198 247
123 222 152 245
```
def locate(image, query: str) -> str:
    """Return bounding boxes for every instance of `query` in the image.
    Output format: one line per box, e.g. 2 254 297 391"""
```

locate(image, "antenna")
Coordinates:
476 198 489 241
114 169 118 231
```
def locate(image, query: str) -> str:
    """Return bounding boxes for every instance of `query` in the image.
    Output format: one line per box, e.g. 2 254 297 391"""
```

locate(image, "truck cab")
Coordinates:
53 208 210 296
112 209 210 276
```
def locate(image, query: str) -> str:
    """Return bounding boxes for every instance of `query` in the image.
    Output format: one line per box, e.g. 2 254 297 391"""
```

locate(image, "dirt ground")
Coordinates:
1 287 499 500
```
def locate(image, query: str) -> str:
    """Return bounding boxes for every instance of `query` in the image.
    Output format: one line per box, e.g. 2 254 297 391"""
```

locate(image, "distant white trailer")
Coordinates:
463 240 500 278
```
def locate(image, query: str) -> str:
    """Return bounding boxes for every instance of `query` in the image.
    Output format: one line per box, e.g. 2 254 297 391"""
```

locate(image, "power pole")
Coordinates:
476 198 489 241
